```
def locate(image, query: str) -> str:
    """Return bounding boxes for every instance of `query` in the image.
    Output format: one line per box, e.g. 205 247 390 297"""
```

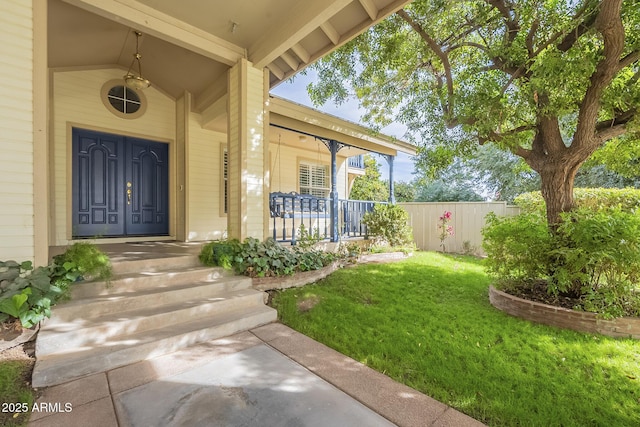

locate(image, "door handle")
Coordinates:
126 182 132 205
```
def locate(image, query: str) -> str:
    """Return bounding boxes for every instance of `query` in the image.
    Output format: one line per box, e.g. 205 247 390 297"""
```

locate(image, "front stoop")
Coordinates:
32 255 277 388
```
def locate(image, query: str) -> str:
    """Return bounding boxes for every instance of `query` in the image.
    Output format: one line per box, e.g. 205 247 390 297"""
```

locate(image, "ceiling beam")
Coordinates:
249 0 352 69
291 44 311 64
280 52 300 71
62 0 246 66
358 0 378 20
320 22 340 45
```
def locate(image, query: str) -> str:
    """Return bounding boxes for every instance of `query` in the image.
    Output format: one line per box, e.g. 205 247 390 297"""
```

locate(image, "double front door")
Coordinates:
72 128 169 238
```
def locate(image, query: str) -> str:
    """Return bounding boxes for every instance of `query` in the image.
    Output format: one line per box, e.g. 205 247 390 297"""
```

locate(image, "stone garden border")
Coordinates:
489 286 640 339
252 252 412 292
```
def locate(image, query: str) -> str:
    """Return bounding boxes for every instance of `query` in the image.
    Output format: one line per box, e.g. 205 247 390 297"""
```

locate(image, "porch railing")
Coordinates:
269 192 381 244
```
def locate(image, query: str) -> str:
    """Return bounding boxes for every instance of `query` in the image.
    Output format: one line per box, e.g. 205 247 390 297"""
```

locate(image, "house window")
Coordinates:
299 163 329 197
101 80 147 119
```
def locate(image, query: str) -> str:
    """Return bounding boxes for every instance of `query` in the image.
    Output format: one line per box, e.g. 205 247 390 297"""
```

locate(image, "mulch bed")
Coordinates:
503 280 583 311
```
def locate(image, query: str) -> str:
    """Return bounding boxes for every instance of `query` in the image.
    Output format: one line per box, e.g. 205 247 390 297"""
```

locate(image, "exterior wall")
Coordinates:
186 112 227 241
51 68 176 245
0 0 34 262
399 202 520 255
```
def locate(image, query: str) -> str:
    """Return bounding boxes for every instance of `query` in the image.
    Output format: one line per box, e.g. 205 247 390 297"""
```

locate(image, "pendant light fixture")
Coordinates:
124 31 151 90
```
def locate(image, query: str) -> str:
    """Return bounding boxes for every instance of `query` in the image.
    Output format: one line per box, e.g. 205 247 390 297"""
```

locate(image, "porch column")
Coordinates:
227 58 268 241
324 139 345 242
384 154 396 204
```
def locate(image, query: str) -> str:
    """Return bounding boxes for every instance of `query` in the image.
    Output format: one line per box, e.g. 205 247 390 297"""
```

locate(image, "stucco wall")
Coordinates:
51 68 176 245
0 0 34 261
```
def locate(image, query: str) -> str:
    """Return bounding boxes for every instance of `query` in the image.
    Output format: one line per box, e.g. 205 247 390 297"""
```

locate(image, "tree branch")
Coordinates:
556 0 600 52
397 9 456 121
526 18 539 58
573 0 625 151
485 0 519 44
618 50 640 72
595 108 636 142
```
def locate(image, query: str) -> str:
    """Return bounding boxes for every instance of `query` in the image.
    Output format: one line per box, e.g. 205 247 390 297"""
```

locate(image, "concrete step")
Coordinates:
53 276 253 321
32 304 277 387
36 287 266 356
70 265 230 299
110 254 201 276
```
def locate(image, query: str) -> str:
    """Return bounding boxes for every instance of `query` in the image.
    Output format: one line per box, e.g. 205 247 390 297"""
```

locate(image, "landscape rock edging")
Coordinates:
252 252 412 292
489 286 640 339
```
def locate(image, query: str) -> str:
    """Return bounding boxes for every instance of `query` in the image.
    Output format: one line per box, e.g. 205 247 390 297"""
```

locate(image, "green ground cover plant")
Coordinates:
199 238 340 277
0 243 112 328
270 252 640 426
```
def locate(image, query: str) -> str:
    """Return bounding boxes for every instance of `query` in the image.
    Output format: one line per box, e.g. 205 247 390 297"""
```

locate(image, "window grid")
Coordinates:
299 163 329 198
107 86 141 114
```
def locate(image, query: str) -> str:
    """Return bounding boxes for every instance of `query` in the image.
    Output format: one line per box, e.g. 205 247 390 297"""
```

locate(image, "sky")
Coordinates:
270 70 417 183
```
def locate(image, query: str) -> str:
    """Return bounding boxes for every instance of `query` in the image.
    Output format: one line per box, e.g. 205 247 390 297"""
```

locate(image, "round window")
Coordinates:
101 80 147 119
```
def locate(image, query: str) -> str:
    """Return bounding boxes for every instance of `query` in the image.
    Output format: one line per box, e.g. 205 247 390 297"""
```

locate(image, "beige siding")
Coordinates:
227 59 266 240
244 66 266 237
399 202 518 255
52 68 176 245
0 0 34 261
187 112 227 241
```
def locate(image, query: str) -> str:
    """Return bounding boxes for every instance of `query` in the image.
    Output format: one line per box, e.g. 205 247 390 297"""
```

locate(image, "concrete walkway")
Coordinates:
29 323 485 427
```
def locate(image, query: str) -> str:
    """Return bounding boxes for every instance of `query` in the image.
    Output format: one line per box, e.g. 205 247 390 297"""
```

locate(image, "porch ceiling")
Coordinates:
49 0 413 111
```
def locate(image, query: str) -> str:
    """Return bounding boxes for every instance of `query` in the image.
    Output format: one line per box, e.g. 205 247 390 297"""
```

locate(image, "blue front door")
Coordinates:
72 128 169 238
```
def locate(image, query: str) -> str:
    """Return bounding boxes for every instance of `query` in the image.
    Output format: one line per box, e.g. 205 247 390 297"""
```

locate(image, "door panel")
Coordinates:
126 138 169 236
73 129 125 237
72 129 169 238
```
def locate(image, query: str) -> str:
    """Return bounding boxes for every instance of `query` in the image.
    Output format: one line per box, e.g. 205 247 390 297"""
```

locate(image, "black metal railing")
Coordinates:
269 192 382 244
348 154 365 169
340 199 376 238
269 192 330 244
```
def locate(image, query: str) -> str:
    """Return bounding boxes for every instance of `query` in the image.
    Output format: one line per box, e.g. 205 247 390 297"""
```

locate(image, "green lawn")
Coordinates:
271 252 640 426
0 358 34 427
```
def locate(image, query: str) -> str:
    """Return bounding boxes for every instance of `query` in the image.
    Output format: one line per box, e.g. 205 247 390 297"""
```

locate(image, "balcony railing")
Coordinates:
348 154 365 169
269 192 382 244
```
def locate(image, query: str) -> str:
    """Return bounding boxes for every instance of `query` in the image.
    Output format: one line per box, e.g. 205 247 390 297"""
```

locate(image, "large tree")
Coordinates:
309 0 639 227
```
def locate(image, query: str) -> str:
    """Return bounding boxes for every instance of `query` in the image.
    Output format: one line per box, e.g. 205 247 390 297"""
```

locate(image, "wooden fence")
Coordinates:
398 202 520 255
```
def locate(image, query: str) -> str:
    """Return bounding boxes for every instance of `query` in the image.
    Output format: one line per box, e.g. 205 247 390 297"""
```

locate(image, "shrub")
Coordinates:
515 188 640 214
550 208 640 318
199 239 241 269
482 212 552 286
199 238 340 278
362 204 414 247
482 208 640 318
0 243 112 328
51 242 112 283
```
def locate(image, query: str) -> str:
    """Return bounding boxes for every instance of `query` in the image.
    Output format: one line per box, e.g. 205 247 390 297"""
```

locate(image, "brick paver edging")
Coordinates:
489 286 640 339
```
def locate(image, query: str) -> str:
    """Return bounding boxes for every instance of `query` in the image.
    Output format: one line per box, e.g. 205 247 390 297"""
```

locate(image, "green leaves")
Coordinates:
0 243 112 328
482 205 640 319
199 238 340 278
362 204 414 247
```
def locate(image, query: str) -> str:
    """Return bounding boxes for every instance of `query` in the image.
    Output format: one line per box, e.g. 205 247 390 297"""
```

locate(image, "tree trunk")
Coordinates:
538 162 580 228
